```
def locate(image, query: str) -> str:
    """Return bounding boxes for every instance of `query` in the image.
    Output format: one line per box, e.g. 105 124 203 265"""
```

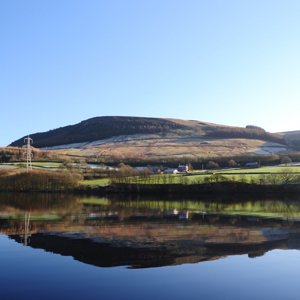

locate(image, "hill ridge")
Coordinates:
10 116 286 148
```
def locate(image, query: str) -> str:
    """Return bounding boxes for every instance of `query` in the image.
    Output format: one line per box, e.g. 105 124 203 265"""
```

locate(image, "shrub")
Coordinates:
206 161 219 169
0 170 82 192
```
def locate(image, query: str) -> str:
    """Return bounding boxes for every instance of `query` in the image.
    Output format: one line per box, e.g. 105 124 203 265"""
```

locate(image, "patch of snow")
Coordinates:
41 134 165 149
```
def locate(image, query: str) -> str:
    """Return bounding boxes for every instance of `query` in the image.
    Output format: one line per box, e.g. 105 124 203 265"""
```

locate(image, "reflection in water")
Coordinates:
1 193 300 268
20 212 31 246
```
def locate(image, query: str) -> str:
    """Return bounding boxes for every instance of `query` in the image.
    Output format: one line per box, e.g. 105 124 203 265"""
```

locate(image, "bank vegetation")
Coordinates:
0 169 82 192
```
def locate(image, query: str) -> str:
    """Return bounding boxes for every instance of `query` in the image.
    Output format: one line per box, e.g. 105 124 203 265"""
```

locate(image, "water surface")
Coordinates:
1 193 300 299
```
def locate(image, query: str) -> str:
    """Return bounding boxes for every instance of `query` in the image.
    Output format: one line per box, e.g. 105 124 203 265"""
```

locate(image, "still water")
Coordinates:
1 193 300 299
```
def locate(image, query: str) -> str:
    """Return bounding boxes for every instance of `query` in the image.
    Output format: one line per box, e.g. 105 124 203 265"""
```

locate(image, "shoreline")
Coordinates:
75 182 300 198
1 174 300 199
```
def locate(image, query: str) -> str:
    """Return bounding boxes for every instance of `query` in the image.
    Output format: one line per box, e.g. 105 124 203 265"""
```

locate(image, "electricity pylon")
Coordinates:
23 136 33 171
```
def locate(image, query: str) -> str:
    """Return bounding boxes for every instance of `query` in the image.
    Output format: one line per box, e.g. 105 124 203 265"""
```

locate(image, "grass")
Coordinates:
80 178 111 187
104 165 300 185
216 166 300 174
31 162 63 168
3 162 300 188
1 162 63 169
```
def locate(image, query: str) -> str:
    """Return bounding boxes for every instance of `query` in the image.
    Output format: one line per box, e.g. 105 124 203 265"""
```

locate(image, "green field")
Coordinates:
3 162 300 187
0 162 63 169
80 178 111 187
99 165 300 186
216 166 300 174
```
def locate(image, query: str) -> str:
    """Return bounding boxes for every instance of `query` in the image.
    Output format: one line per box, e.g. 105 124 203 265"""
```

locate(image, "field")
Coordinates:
79 178 111 187
0 162 63 170
2 160 300 188
216 166 300 174
79 165 300 187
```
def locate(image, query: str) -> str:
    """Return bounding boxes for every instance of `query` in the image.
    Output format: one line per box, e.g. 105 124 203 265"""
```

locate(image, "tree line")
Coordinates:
205 126 285 144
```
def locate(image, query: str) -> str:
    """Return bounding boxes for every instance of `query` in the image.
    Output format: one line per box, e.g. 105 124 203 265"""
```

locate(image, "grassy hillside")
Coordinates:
8 116 295 164
10 116 285 148
10 116 188 148
283 131 300 149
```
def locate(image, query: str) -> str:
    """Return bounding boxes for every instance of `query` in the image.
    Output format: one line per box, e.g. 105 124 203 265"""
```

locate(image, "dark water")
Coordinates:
1 193 300 299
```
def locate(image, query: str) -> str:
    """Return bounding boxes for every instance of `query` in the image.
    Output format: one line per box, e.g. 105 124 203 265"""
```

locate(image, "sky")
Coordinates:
1 0 300 146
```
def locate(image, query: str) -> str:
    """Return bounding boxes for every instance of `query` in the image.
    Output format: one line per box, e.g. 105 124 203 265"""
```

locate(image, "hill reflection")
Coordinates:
1 193 300 268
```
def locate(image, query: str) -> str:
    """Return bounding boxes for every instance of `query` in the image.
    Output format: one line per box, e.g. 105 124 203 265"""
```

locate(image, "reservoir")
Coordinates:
1 193 300 300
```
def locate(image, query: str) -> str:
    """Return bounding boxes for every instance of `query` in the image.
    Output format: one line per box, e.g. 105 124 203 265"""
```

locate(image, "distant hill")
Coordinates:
10 116 285 148
282 131 300 148
10 116 296 163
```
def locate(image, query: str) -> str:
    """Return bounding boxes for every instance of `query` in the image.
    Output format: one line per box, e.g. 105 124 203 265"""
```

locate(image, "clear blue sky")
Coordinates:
1 0 300 146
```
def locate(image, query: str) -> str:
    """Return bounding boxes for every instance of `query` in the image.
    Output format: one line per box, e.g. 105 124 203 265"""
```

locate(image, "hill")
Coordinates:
9 116 296 164
10 116 285 148
282 131 300 148
10 116 188 148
